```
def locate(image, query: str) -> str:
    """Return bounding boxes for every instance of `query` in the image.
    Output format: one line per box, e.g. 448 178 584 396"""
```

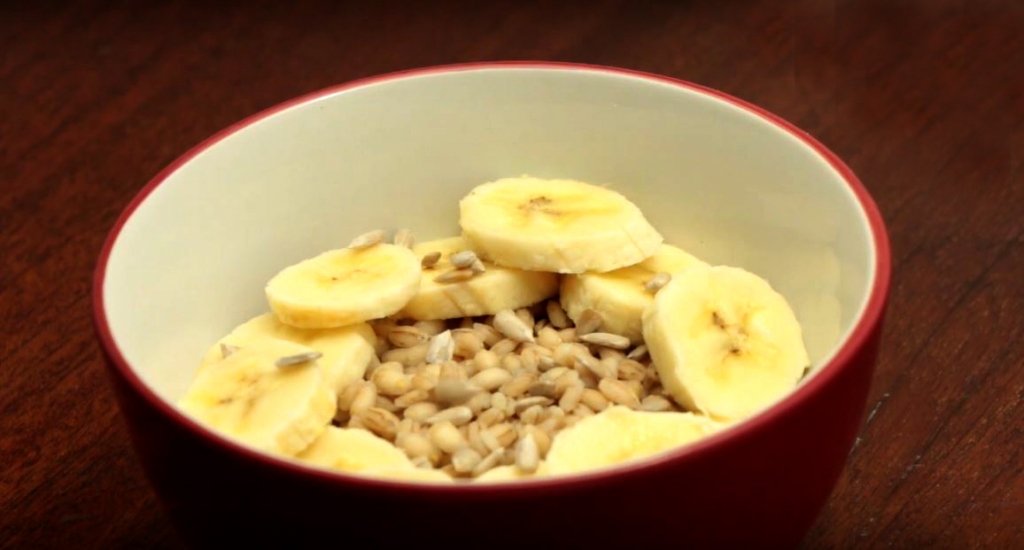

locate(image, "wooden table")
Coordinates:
2 1 1021 548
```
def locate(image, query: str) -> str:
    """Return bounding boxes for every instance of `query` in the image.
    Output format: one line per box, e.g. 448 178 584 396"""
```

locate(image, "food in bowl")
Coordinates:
177 175 811 482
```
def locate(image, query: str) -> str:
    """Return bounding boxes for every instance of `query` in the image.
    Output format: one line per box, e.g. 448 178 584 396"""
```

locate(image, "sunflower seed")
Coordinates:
449 250 479 269
426 330 455 364
599 378 641 408
625 344 648 360
219 343 239 359
579 332 631 350
393 229 415 248
274 351 323 368
434 268 475 284
349 229 386 249
421 251 442 268
470 258 487 273
645 272 672 292
493 309 535 343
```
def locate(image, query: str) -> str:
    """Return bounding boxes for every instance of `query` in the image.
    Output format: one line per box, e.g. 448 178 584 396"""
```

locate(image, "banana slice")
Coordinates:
361 466 454 483
642 265 811 421
265 244 421 329
545 406 722 475
397 236 559 320
297 427 453 483
473 464 548 483
560 244 708 343
178 339 336 456
458 176 663 274
198 313 376 394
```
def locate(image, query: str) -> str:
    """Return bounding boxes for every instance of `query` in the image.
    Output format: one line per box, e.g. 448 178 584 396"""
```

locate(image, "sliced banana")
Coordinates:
178 338 336 456
560 244 708 344
473 463 548 483
397 236 559 320
265 244 421 329
360 466 454 483
297 426 453 483
458 176 662 274
198 313 376 394
545 406 722 475
642 265 811 421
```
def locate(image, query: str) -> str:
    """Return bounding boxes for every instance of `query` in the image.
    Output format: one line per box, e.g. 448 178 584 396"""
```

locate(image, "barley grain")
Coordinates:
387 326 429 348
489 423 517 448
557 328 579 343
545 300 570 329
374 396 399 413
579 332 630 350
500 353 523 372
580 388 610 412
559 386 584 411
490 338 518 357
403 402 440 422
639 395 674 412
451 447 483 473
397 432 436 462
472 349 500 372
472 449 504 477
464 391 492 414
498 372 535 398
477 407 506 427
413 320 446 336
372 368 411 396
362 407 400 440
428 421 465 453
617 359 647 381
473 323 503 347
453 331 484 358
351 384 378 416
394 389 430 408
599 379 641 408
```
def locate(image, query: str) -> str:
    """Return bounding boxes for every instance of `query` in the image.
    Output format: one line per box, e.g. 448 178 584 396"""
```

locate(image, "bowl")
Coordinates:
93 62 890 549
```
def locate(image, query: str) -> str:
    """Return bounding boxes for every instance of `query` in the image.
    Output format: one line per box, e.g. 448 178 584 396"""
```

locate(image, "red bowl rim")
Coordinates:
92 60 892 497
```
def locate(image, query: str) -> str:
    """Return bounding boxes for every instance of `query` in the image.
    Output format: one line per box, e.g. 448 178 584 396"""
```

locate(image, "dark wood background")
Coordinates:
2 0 1021 548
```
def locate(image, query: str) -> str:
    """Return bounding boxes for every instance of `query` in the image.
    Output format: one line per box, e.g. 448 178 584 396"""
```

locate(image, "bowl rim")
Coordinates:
92 60 891 496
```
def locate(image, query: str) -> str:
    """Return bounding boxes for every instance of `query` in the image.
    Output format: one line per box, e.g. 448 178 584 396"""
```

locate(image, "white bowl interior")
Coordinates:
102 66 875 407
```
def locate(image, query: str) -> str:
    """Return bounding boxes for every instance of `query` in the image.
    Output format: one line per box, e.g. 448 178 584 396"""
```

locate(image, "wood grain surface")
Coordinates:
1 1 1021 548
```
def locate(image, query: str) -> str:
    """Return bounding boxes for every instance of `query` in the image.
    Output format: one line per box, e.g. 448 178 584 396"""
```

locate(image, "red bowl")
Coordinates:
93 62 890 549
